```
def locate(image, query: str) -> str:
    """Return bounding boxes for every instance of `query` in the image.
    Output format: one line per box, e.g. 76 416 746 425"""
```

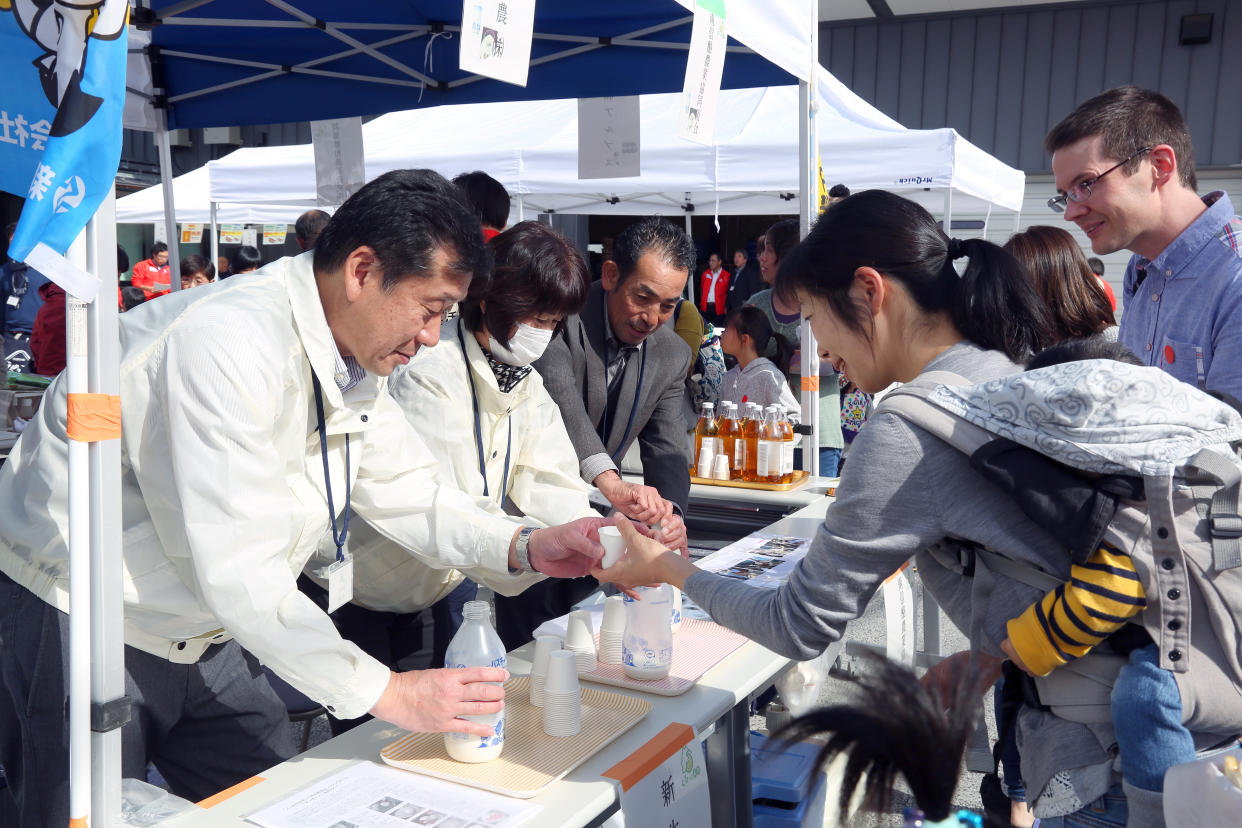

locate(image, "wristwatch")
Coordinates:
515 526 538 573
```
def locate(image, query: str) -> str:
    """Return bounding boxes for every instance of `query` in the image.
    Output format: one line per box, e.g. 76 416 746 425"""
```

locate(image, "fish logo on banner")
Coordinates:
0 0 129 302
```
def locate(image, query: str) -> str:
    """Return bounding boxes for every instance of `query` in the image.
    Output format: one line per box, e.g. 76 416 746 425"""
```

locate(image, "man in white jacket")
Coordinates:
0 170 606 827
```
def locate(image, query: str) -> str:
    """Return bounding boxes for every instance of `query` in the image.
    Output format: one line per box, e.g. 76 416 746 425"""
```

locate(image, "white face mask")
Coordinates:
488 323 554 366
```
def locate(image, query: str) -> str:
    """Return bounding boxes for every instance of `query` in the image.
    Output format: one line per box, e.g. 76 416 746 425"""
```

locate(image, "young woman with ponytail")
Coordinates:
594 193 1135 826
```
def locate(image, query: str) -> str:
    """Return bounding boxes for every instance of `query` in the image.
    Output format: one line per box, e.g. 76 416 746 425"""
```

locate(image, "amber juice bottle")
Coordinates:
691 402 719 475
741 403 762 481
718 402 741 480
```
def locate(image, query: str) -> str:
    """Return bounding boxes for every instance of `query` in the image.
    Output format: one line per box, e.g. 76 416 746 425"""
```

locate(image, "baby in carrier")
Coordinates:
1000 337 1208 825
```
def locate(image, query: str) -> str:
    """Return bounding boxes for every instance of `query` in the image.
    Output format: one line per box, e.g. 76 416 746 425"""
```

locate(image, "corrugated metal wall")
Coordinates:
822 0 1242 172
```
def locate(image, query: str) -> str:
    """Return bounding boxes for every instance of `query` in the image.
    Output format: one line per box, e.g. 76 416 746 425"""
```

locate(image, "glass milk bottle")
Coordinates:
622 585 674 679
443 600 506 762
692 402 719 475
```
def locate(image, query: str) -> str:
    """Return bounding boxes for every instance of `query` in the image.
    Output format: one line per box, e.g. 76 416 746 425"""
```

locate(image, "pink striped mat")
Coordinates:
584 618 750 696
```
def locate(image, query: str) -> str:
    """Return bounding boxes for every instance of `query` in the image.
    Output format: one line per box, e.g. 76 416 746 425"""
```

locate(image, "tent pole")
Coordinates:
943 187 954 238
85 190 125 826
683 212 695 304
210 201 219 279
156 125 183 290
796 2 820 477
66 231 92 828
517 194 525 223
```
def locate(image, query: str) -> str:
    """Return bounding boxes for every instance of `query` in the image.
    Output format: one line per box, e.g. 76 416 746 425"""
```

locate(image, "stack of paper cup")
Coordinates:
598 595 626 663
529 634 561 708
712 454 730 480
564 610 598 673
696 446 714 479
542 650 582 737
598 525 626 569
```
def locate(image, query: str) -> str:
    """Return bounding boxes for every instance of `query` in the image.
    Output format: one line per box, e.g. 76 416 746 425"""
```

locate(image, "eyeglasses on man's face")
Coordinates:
1047 147 1153 213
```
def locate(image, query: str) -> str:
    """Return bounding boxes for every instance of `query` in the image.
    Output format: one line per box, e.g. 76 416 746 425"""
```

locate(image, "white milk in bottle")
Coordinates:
443 600 506 762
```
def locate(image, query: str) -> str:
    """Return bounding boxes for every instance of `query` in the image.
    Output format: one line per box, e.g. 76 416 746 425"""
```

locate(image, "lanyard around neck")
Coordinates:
459 325 513 505
312 375 350 563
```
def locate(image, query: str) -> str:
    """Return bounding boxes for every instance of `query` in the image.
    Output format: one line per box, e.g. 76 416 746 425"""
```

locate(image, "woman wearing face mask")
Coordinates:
387 221 600 660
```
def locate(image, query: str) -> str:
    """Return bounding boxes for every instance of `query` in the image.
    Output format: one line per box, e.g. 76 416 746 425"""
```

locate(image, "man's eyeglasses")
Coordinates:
1047 147 1153 213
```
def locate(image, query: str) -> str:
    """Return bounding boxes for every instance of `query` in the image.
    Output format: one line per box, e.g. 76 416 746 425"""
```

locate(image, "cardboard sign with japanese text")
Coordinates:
677 3 727 146
180 223 204 244
459 0 535 87
603 723 711 828
578 96 641 180
262 224 288 245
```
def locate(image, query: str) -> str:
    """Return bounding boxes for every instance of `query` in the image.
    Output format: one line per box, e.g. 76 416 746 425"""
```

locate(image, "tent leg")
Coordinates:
85 192 125 826
683 212 695 304
517 194 524 223
66 233 92 828
797 70 820 477
210 201 219 279
943 187 954 238
156 125 183 290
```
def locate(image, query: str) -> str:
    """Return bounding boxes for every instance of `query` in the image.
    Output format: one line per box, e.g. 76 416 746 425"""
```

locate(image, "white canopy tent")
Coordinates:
116 163 314 225
203 64 1024 222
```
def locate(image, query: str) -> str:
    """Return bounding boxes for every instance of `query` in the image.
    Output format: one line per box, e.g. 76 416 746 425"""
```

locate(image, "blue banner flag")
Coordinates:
1 1 129 301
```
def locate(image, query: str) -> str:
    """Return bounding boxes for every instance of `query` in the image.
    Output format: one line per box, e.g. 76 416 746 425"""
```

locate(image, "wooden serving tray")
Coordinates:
689 469 810 491
380 676 651 799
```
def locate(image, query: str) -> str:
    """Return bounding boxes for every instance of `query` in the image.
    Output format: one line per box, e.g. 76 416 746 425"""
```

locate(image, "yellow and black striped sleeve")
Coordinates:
1006 542 1147 677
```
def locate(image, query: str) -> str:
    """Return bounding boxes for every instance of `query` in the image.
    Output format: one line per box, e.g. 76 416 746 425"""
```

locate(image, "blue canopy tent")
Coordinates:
138 1 803 128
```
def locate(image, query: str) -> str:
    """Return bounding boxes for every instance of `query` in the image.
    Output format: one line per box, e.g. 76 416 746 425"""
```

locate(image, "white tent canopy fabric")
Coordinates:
200 64 1023 220
115 163 316 225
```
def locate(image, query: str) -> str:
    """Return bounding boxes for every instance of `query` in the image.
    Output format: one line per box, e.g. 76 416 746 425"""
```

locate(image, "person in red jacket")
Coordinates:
698 252 729 326
131 242 171 300
29 281 66 376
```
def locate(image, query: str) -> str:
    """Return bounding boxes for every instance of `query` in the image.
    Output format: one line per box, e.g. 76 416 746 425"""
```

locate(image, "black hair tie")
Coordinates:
946 237 966 260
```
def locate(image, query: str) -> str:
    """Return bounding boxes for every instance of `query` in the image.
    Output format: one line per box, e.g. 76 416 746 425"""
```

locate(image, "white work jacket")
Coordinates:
341 319 598 613
0 253 524 719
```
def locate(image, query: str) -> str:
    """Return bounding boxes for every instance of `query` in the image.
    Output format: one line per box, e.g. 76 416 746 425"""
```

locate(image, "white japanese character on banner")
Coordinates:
13 113 29 147
0 111 15 145
29 120 51 151
28 163 56 201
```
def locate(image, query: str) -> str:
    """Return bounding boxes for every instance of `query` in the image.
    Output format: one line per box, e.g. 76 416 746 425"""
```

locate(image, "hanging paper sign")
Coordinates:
578 96 641 180
677 3 728 146
458 0 535 87
242 227 258 248
310 117 365 208
262 224 288 245
153 222 168 245
218 224 244 245
180 223 203 244
602 723 711 828
881 563 915 666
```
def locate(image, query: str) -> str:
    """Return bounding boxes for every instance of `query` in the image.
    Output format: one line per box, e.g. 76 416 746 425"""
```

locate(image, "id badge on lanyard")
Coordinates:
311 376 353 612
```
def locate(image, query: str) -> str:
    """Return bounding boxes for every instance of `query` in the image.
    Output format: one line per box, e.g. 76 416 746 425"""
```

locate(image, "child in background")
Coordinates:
718 306 799 412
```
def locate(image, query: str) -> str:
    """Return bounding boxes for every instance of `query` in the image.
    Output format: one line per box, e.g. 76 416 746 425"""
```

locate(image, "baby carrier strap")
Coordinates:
1181 448 1242 571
